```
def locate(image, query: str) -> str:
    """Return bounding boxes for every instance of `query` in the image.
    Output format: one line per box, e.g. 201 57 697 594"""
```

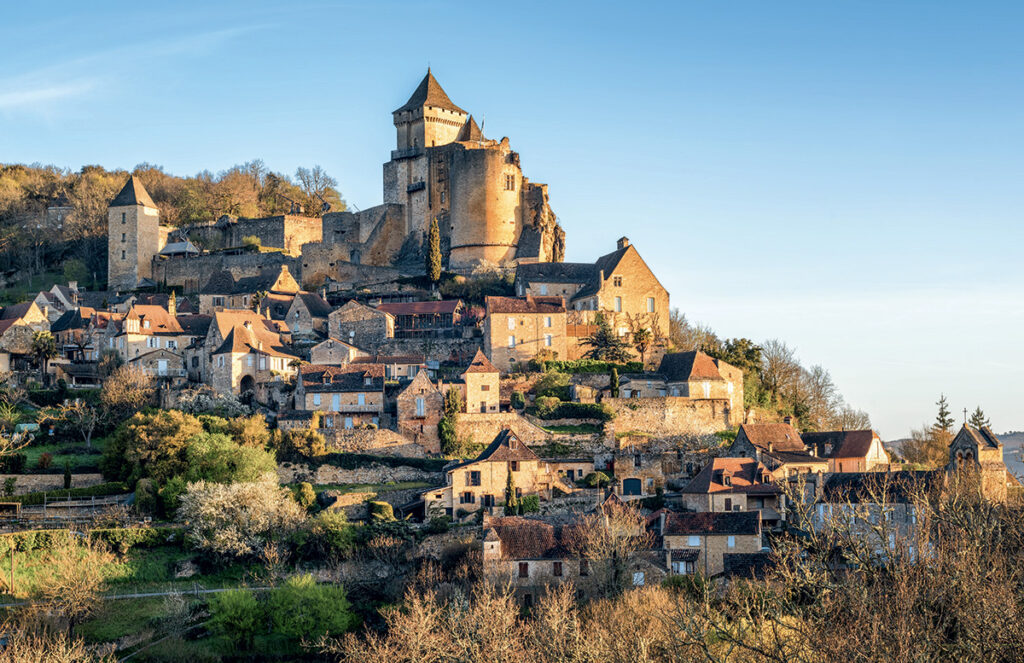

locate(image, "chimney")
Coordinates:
168 291 176 317
243 320 252 330
617 237 630 250
68 281 78 291
658 510 666 534
783 415 796 428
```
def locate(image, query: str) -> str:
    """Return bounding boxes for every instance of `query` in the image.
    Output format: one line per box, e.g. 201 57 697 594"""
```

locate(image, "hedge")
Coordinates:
0 526 182 555
9 482 130 506
316 453 448 473
543 360 643 374
535 402 615 422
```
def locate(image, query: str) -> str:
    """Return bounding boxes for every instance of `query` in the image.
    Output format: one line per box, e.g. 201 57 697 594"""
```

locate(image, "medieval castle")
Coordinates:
107 70 565 293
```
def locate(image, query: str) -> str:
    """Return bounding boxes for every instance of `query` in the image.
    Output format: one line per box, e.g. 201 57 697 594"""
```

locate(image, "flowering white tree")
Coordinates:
177 474 306 559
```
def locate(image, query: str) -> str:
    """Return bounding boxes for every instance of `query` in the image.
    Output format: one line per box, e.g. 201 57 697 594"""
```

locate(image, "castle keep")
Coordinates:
110 70 564 292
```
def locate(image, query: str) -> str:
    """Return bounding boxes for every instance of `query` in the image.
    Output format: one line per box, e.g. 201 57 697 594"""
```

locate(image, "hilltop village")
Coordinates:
0 72 1018 658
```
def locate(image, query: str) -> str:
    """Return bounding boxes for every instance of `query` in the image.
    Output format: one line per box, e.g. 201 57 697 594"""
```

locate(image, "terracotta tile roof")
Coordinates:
486 516 570 560
802 430 878 460
394 69 467 115
662 511 760 537
463 349 498 375
351 354 426 366
376 300 462 316
657 351 725 382
125 305 183 335
211 310 294 359
737 423 805 453
110 175 156 208
485 295 565 314
681 458 779 495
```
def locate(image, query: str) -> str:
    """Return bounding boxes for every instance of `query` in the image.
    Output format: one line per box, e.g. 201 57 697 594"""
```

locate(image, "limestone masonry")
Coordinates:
110 70 565 293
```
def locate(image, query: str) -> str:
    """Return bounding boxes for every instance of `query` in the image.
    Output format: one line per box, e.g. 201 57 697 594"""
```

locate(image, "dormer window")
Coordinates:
364 376 372 386
143 320 150 329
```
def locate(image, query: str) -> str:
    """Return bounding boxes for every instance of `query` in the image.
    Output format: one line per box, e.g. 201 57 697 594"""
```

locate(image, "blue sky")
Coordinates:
2 1 1022 438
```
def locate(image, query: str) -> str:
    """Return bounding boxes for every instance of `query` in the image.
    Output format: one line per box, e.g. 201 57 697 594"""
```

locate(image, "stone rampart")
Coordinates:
454 411 551 445
604 397 735 438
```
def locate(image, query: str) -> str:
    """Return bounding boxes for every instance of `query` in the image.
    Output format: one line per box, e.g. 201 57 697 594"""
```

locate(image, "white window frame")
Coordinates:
545 334 553 347
687 535 700 547
507 317 516 331
313 394 321 406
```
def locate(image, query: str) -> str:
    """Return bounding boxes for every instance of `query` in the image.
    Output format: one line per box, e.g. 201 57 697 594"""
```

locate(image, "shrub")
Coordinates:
102 410 203 484
316 453 448 473
135 478 158 515
534 396 561 418
535 402 615 422
368 501 395 522
267 574 357 641
208 588 262 649
510 391 525 410
544 359 643 374
89 526 183 554
159 476 188 516
582 471 611 488
10 481 130 506
3 477 15 497
182 432 277 484
519 495 540 513
0 453 26 473
36 453 53 470
308 510 357 560
63 461 72 489
427 516 451 534
294 482 317 511
534 371 571 400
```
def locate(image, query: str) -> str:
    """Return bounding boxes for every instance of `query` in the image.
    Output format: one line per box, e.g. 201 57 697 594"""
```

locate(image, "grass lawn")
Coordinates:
542 423 603 435
76 596 167 643
22 438 108 472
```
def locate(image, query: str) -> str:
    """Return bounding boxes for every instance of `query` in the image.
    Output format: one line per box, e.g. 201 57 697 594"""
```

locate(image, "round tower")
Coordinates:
447 139 523 272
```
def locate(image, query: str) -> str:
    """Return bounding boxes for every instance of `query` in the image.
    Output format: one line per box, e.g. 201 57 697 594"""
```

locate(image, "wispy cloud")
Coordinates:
0 80 98 110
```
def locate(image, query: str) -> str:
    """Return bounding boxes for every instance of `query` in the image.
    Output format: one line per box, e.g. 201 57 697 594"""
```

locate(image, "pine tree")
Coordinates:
969 406 990 430
426 216 441 284
934 394 955 434
504 468 518 515
582 313 631 363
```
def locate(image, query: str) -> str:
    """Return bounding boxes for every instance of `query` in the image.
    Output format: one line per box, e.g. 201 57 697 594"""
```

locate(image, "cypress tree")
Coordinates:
426 216 442 284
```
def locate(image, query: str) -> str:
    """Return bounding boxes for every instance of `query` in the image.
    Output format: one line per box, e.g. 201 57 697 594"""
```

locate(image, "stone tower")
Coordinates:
383 70 468 235
108 176 160 292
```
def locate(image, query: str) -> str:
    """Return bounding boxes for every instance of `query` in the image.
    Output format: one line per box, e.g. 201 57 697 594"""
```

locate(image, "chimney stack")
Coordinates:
617 237 630 250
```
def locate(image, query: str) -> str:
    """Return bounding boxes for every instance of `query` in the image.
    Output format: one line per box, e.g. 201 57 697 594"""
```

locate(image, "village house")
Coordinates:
328 300 395 349
653 510 763 577
375 300 464 339
201 309 297 395
801 429 891 473
0 302 50 364
107 304 198 362
50 307 100 362
309 337 367 366
619 351 744 413
295 363 386 429
198 265 302 315
515 238 670 343
31 281 81 322
395 371 444 452
680 458 785 530
423 429 572 518
349 354 426 381
282 291 332 340
483 295 567 372
128 347 187 383
946 423 1011 500
461 349 500 413
728 421 829 476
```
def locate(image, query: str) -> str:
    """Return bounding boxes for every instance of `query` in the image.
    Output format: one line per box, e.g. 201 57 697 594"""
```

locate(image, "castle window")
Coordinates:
614 296 622 312
121 250 126 260
510 461 519 472
539 284 548 295
121 212 126 224
508 318 516 331
545 316 552 328
504 174 515 191
545 334 553 347
553 561 563 577
121 233 126 242
440 191 445 204
579 560 590 576
518 563 529 578
613 276 622 287
480 384 490 391
508 335 516 348
647 297 655 313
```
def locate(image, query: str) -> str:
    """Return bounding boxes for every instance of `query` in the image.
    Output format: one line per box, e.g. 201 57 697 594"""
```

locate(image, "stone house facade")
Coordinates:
0 302 50 356
202 310 297 395
619 351 744 414
946 424 1010 501
802 429 891 473
654 510 763 577
108 176 162 292
328 301 394 349
395 371 444 453
483 295 567 371
309 338 366 366
128 347 187 383
462 349 500 413
295 364 386 429
108 305 197 362
680 458 785 529
729 422 829 476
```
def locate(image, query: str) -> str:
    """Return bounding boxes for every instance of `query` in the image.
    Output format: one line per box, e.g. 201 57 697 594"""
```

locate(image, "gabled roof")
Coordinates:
657 351 725 383
681 458 779 495
176 314 211 337
463 349 498 375
0 302 36 321
485 295 565 315
737 423 805 453
574 245 632 299
662 511 760 537
449 429 538 471
298 363 385 392
485 516 571 560
295 292 332 318
159 240 199 256
455 115 483 141
802 430 879 460
124 305 183 335
210 309 294 359
50 308 93 332
515 262 597 286
394 69 467 115
110 175 157 208
956 424 1002 449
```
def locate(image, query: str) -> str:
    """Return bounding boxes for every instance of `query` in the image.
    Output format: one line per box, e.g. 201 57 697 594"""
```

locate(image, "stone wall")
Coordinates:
277 461 443 486
320 427 429 457
151 251 300 293
454 411 551 446
605 397 736 438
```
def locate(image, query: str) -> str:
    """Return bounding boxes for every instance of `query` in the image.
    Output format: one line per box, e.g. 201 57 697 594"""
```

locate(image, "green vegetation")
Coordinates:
541 423 603 435
533 401 615 422
580 312 632 362
20 438 107 472
543 359 643 374
7 481 130 505
426 216 442 283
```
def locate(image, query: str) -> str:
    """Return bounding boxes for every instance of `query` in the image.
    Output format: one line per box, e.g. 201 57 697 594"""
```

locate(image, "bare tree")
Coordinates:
564 501 653 598
33 538 112 637
760 339 801 401
99 365 154 420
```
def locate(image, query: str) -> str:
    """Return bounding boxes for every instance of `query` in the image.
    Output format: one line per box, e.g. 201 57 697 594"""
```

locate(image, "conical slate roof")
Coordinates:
110 175 157 208
455 115 484 142
394 69 466 114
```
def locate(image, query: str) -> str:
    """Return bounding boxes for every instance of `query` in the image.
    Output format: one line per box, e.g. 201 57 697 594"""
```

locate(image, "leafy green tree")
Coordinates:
426 216 442 284
208 588 262 650
267 574 356 641
295 481 317 511
968 406 990 429
181 432 277 484
62 258 89 287
581 313 631 362
101 410 203 484
31 331 57 382
934 394 955 434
